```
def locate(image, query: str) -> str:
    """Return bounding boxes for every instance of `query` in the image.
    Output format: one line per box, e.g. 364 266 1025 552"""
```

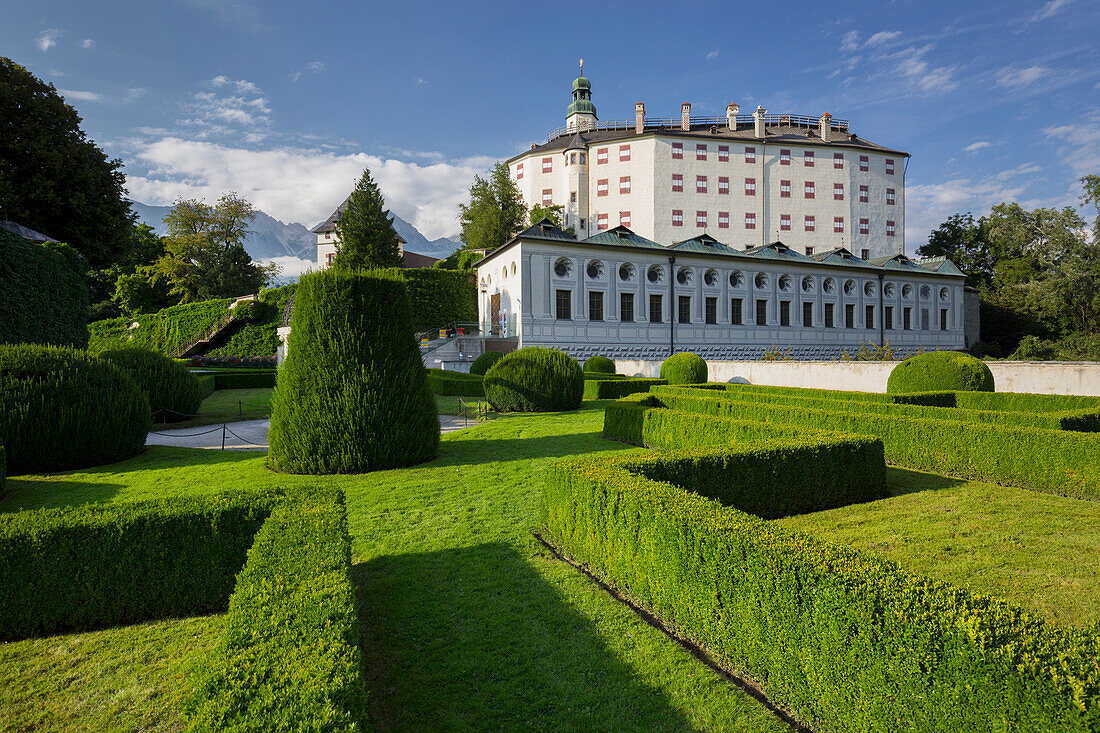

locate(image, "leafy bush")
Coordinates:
659 352 708 384
0 344 150 474
887 351 994 393
230 299 260 322
99 348 205 422
1009 334 1057 361
212 369 276 390
543 447 1099 732
582 355 616 374
0 491 276 640
0 229 89 348
582 377 666 400
187 490 368 729
483 347 583 412
88 299 230 355
469 350 504 376
208 284 297 359
269 269 439 474
427 368 484 397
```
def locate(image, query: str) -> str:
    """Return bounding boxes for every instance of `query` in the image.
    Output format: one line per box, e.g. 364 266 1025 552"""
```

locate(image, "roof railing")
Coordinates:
547 113 850 142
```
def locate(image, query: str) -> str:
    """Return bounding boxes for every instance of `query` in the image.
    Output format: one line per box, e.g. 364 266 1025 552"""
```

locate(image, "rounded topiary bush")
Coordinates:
887 351 995 394
268 269 439 474
0 344 151 474
483 347 583 412
660 352 708 385
469 350 505 376
99 348 205 422
582 355 616 375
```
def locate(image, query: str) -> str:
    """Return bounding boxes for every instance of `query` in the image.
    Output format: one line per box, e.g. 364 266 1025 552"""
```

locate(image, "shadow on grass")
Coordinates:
885 465 967 497
436 429 627 467
351 543 694 732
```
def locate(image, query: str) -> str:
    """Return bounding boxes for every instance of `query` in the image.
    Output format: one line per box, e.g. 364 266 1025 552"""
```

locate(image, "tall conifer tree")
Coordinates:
332 168 403 270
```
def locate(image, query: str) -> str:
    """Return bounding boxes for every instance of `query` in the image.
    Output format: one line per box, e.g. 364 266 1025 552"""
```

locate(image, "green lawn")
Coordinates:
432 393 489 418
2 402 1096 729
156 387 272 429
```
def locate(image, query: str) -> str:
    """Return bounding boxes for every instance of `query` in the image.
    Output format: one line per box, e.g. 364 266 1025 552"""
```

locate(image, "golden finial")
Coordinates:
579 58 584 75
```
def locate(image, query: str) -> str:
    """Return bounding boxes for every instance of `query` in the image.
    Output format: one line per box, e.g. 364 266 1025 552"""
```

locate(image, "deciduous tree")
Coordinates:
458 161 527 251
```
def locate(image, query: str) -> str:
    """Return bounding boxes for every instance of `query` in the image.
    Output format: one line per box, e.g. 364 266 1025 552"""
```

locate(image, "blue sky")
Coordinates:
4 0 1099 255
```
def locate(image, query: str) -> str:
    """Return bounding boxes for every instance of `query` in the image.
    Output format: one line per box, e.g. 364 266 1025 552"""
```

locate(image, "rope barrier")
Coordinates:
147 425 227 438
223 424 267 447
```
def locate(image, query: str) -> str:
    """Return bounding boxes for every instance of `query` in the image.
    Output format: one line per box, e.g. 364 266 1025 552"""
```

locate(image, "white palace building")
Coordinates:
475 71 971 361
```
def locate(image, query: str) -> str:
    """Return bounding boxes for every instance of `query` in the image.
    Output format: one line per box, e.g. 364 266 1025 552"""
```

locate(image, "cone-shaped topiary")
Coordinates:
268 269 439 474
887 351 994 394
469 350 504 376
660 352 708 384
0 344 150 474
484 347 583 412
99 348 205 422
582 355 616 374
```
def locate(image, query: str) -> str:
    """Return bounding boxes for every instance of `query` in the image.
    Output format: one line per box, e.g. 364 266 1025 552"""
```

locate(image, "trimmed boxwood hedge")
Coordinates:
0 344 151 475
0 444 5 495
888 351 994 393
0 229 89 349
208 368 277 390
89 299 231 356
659 352 707 384
187 490 368 729
483 347 583 412
469 350 504 376
100 348 205 422
269 269 439 474
582 377 667 400
542 445 1100 732
582 355 616 374
427 368 484 397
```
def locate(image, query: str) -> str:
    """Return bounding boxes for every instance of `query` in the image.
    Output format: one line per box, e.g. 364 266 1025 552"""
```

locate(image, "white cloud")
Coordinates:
182 77 271 139
1027 0 1075 23
894 45 957 93
36 29 61 52
705 49 719 60
259 256 314 281
964 141 992 153
840 30 860 52
291 61 325 82
123 137 491 240
81 38 95 49
59 89 107 103
996 66 1049 88
1044 115 1100 175
865 30 902 47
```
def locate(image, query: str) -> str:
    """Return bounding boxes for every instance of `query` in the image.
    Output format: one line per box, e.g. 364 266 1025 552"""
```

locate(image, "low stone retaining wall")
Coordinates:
613 358 1100 396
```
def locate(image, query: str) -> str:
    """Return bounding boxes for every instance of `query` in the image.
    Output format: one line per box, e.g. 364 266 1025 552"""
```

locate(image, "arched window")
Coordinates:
619 263 636 282
778 274 792 292
801 276 814 293
754 272 768 289
704 268 718 287
920 284 931 300
553 257 573 278
823 277 835 294
729 270 744 288
647 264 664 283
676 266 693 285
902 284 913 299
586 260 604 280
884 283 895 297
864 281 876 298
939 287 949 301
843 279 856 296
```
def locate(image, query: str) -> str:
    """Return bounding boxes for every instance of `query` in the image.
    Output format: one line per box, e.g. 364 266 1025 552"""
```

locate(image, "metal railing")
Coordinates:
547 113 850 142
417 321 483 345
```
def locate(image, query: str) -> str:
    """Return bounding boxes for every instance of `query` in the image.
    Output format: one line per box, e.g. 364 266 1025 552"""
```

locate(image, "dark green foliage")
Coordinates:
212 369 276 390
0 491 276 640
469 350 505 376
269 269 438 474
542 448 1100 732
0 344 150 475
384 268 476 333
888 351 994 393
956 390 1100 413
459 161 528 252
230 299 260 321
0 229 90 348
208 284 296 358
99 348 204 422
89 299 230 355
197 375 216 400
659 352 708 384
427 369 484 397
483 347 583 413
187 491 368 730
0 444 4 495
332 167 403 270
582 378 666 400
889 391 957 407
582 355 616 374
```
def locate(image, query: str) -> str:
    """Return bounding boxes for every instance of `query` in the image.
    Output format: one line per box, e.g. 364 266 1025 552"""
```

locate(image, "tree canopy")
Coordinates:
458 161 527 251
0 57 134 268
529 203 575 236
331 168 403 270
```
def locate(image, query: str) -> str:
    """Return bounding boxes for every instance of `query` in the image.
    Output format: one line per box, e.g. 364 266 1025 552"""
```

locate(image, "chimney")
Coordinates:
635 102 645 134
753 105 767 138
819 112 832 143
726 102 739 131
681 102 691 131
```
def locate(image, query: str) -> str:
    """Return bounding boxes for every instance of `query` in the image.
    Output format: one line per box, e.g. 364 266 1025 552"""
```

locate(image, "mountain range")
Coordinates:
130 201 462 265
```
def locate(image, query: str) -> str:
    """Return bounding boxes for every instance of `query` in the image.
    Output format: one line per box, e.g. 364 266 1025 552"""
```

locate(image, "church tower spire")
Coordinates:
565 60 597 132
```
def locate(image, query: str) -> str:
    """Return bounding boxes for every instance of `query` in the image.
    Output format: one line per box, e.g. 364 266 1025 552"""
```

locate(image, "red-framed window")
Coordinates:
859 155 868 172
859 185 869 203
886 220 896 237
718 211 729 228
718 145 729 162
804 150 815 167
696 144 707 160
620 210 631 227
859 218 869 235
696 175 708 194
718 176 729 194
745 146 756 164
542 157 552 173
780 214 791 231
696 210 708 228
596 179 608 197
886 187 896 205
596 148 608 165
780 180 791 198
541 189 552 205
326 252 335 266
833 216 844 233
834 153 844 169
833 183 844 201
672 174 683 192
672 142 683 159
745 177 756 196
805 215 816 232
780 148 791 165
620 176 631 194
597 213 608 230
804 181 815 199
672 209 684 226
516 162 523 180
885 158 895 174
619 144 631 161
745 212 757 230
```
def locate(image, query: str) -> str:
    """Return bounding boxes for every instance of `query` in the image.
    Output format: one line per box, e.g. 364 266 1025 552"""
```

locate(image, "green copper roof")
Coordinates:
567 74 596 118
572 75 591 91
670 234 751 257
583 226 664 250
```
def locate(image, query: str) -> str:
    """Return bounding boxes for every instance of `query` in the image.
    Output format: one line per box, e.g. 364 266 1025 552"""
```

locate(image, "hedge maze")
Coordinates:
542 389 1100 731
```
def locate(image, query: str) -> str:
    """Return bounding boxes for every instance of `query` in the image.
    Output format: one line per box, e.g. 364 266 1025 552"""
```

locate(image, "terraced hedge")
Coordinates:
0 229 89 349
582 377 666 400
89 299 230 355
426 369 484 397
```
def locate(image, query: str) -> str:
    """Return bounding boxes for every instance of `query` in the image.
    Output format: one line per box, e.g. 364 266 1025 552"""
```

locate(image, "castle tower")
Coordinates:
565 60 597 132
